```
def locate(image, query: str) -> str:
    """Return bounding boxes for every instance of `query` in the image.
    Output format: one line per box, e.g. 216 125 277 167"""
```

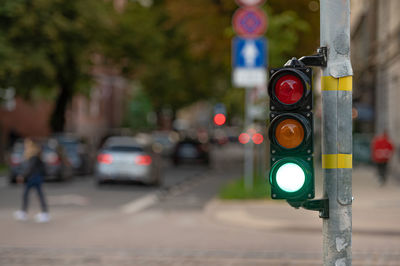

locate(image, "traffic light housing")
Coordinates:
268 58 314 201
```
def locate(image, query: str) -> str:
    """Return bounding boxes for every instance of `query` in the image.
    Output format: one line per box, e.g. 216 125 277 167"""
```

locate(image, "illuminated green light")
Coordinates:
275 162 305 192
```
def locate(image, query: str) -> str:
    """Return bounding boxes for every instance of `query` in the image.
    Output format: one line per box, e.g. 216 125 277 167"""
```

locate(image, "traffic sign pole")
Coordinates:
232 1 268 191
244 88 254 190
320 0 353 265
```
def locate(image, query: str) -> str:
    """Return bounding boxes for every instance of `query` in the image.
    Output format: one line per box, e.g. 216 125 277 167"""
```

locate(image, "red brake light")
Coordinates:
252 133 264 145
274 74 304 105
44 153 60 165
97 153 113 164
10 155 22 165
239 133 250 144
135 155 152 166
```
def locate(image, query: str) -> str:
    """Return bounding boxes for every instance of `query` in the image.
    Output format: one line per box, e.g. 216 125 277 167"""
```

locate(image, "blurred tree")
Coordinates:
0 0 112 132
163 0 316 118
0 0 319 132
268 0 320 61
104 1 228 121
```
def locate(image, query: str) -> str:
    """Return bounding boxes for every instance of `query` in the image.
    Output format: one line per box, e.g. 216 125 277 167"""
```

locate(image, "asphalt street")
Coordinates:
1 144 400 265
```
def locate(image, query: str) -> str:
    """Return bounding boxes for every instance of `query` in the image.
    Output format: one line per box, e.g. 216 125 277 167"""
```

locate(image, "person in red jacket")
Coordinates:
371 132 394 185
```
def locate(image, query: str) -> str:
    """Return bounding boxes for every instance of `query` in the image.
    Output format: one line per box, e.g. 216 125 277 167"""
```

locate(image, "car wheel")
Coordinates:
150 177 162 187
96 179 105 186
9 175 17 185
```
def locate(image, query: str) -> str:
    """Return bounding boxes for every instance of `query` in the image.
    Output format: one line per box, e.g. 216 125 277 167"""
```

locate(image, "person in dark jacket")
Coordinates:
14 139 50 222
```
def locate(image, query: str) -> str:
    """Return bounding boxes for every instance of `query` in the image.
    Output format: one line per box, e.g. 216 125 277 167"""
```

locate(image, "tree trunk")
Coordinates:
48 48 77 134
49 85 73 133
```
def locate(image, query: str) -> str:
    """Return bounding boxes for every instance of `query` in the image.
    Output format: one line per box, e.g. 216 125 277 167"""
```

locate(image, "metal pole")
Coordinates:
320 0 353 265
244 88 254 190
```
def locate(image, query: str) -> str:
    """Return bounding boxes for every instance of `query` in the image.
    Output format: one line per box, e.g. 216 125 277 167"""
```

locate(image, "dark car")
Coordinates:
55 135 92 175
8 138 73 183
172 139 210 166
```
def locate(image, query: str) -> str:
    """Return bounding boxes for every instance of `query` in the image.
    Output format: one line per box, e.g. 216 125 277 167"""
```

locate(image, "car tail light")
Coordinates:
10 155 22 165
44 152 60 165
97 153 113 164
135 155 152 166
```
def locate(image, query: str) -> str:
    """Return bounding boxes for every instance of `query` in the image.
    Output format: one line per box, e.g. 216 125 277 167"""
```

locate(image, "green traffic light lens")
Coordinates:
275 162 305 193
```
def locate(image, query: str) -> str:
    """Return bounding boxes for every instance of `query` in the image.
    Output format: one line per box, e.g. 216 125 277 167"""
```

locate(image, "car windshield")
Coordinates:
12 142 24 154
60 141 79 154
105 146 143 152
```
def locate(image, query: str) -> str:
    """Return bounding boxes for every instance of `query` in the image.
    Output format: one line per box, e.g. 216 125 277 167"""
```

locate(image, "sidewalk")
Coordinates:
205 165 400 251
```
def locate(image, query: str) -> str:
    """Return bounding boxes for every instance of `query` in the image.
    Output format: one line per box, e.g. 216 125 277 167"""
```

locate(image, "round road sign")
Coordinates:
232 7 267 38
235 0 266 6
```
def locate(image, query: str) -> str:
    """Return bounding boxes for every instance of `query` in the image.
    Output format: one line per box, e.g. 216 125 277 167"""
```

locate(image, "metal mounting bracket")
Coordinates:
287 198 329 219
299 47 327 67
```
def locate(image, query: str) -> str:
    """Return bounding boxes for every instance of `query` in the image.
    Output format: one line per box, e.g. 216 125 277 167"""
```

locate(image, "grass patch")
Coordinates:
0 164 7 173
219 175 270 200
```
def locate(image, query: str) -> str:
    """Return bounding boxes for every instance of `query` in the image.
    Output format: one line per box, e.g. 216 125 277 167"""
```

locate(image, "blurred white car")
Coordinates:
95 137 162 186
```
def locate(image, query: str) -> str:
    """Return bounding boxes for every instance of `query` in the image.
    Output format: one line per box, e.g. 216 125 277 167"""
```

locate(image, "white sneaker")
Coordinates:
35 212 50 223
14 210 27 221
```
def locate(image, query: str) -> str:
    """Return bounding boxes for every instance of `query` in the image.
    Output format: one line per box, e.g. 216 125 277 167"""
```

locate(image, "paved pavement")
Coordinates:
206 165 400 265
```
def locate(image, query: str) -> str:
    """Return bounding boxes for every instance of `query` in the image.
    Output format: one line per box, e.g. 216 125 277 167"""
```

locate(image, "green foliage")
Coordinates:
267 10 311 67
268 0 320 59
124 87 155 131
0 163 7 174
0 0 111 94
219 175 271 200
0 0 113 131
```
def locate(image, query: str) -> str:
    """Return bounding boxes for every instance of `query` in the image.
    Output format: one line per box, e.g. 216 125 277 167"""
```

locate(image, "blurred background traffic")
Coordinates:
0 0 321 177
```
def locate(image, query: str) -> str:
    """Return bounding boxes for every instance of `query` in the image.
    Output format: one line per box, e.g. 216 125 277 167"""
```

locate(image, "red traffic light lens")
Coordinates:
274 74 304 105
275 118 304 149
214 114 226 126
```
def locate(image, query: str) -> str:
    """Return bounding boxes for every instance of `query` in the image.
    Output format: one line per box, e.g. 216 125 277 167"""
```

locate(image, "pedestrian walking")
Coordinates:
14 138 50 222
371 132 394 185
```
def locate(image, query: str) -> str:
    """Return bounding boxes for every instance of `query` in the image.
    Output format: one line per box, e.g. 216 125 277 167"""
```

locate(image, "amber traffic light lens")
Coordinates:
275 119 304 149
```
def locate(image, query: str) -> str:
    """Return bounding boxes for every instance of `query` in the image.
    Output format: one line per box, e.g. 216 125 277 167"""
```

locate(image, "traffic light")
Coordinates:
213 113 226 126
268 58 314 202
213 103 227 126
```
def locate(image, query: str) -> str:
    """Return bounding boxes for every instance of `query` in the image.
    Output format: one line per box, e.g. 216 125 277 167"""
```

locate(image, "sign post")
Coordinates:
232 1 268 190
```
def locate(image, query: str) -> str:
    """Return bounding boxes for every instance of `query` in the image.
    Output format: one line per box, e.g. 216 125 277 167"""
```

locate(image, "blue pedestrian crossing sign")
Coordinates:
232 37 268 87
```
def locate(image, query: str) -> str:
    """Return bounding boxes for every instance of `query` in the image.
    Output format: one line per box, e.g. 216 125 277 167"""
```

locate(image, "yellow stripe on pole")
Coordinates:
322 154 352 169
321 76 352 91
